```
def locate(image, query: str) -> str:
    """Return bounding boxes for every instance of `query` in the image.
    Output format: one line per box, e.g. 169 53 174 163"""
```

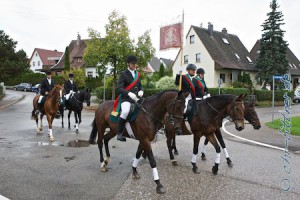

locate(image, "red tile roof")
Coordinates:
29 48 63 66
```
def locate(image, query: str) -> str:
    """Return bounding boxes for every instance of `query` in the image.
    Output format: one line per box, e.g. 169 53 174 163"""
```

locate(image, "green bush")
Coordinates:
85 77 102 90
0 85 3 99
209 88 251 96
155 76 177 90
254 90 293 101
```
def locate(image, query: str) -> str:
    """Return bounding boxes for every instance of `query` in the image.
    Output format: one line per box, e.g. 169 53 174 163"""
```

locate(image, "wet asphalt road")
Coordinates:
0 91 138 200
1 91 300 200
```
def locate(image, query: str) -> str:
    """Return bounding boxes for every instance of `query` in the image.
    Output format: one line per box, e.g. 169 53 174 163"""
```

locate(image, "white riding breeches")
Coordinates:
184 94 192 113
38 95 44 103
120 102 131 120
65 91 74 100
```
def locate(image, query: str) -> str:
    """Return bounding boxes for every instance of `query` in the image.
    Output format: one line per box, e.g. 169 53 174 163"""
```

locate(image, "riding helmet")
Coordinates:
186 63 197 71
196 68 205 74
126 55 138 64
46 71 51 75
69 73 74 78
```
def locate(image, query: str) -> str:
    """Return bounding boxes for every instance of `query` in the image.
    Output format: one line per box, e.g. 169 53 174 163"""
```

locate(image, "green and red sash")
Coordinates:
183 74 196 96
111 71 140 116
195 76 204 92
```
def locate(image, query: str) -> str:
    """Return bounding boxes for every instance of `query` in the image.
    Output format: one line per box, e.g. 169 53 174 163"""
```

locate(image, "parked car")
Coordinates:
13 83 32 92
294 95 300 103
294 86 300 103
31 84 41 94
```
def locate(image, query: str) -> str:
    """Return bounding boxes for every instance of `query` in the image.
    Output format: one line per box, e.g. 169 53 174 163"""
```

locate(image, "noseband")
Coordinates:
245 107 259 125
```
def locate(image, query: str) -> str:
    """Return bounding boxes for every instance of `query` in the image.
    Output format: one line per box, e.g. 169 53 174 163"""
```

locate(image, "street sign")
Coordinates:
217 78 222 87
273 75 283 80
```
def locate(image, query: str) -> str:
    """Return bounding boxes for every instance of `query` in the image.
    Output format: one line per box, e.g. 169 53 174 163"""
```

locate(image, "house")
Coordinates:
51 34 98 77
142 57 174 74
173 23 258 88
250 40 300 89
29 48 63 73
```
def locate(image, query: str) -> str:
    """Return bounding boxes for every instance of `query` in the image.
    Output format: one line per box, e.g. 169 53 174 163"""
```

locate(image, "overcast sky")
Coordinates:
1 0 299 60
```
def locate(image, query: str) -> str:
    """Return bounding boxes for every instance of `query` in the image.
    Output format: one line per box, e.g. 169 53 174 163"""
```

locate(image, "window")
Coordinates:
36 53 38 57
77 58 82 63
190 35 195 44
257 50 260 54
33 62 35 66
221 38 229 44
289 63 293 68
87 71 93 78
220 73 226 83
184 55 188 64
196 53 201 63
293 64 297 69
38 61 40 66
246 56 253 63
234 53 240 61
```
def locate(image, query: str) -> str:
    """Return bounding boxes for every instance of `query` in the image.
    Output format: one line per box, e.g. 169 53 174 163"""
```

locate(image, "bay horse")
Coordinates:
89 90 187 194
164 94 245 175
59 88 91 133
168 101 261 168
31 84 63 141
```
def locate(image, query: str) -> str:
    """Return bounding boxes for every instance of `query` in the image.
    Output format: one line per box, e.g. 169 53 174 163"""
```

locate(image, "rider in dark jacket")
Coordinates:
64 73 78 109
36 71 55 114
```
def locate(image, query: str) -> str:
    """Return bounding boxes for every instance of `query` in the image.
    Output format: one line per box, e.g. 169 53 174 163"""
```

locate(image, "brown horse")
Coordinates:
89 90 187 194
31 84 63 141
164 94 245 175
168 101 261 167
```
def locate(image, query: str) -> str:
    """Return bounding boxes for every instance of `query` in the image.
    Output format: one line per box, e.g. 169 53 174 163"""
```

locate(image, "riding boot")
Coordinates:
117 118 127 142
35 103 41 115
64 100 68 110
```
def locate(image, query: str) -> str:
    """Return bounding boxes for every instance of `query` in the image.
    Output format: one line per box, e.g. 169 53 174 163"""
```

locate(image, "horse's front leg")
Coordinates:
206 133 221 175
191 132 201 174
60 107 64 128
47 114 54 141
142 138 166 194
200 137 209 161
68 110 72 129
165 126 177 166
132 143 144 179
172 135 179 155
78 110 82 124
39 114 44 132
215 128 232 167
74 111 79 133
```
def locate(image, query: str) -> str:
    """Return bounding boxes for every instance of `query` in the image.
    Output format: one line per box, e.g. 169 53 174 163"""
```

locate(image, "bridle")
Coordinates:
244 106 260 125
73 91 91 105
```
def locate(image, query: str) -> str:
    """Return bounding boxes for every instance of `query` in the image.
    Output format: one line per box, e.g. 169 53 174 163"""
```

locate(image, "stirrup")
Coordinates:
35 110 40 115
117 134 126 142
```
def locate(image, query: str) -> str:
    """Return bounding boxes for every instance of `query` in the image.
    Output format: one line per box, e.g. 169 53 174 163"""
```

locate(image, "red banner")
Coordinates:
160 23 182 50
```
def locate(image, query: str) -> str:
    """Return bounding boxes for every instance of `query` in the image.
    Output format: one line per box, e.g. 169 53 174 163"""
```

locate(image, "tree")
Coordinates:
255 0 288 89
62 68 86 88
159 63 165 78
0 30 29 83
64 46 70 71
84 10 155 99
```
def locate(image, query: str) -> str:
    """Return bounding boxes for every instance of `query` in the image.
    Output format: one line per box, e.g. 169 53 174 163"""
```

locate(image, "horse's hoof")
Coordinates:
49 137 54 142
76 130 79 133
212 166 218 175
171 160 178 166
201 153 206 161
100 166 107 172
227 159 233 167
192 167 200 174
174 150 179 155
156 185 166 194
132 172 140 179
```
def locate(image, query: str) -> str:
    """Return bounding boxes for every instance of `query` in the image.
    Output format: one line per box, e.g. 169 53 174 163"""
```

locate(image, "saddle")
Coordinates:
186 99 197 122
109 102 141 123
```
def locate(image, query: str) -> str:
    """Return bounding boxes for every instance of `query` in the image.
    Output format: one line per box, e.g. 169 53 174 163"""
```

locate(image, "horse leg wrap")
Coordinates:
132 158 139 168
152 168 159 181
191 154 197 163
223 148 229 158
215 153 221 164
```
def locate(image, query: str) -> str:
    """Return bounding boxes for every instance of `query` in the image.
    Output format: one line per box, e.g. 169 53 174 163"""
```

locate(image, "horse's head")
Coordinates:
49 84 63 103
244 101 261 129
227 94 246 131
83 88 92 106
165 91 187 135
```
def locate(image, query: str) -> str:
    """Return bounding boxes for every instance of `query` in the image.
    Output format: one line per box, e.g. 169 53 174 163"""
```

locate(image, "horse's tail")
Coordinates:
89 118 97 144
31 109 36 120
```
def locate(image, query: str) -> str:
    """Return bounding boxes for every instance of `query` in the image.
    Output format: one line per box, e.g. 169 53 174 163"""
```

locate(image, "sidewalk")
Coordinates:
0 90 24 109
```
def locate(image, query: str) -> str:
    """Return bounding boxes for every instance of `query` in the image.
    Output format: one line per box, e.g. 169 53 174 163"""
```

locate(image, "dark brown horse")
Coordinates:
89 90 187 194
168 101 261 167
31 84 63 141
164 94 245 174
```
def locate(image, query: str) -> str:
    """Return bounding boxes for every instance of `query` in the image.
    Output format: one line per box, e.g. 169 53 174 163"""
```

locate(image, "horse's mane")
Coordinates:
206 94 235 104
144 89 178 103
48 85 60 98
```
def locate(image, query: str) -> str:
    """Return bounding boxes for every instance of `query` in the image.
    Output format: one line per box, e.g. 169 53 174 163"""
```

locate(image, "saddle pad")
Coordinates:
109 106 140 123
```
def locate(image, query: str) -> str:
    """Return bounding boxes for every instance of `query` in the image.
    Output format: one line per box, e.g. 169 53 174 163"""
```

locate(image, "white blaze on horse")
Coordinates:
31 84 63 141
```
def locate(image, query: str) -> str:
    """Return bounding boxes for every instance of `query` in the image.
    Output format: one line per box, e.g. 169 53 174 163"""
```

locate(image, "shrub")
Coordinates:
155 76 177 90
254 90 293 101
209 88 250 96
85 77 102 90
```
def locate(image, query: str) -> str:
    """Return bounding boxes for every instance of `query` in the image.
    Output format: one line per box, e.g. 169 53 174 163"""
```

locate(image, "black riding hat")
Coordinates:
196 68 205 74
126 55 138 64
69 73 74 78
46 71 51 75
186 63 197 70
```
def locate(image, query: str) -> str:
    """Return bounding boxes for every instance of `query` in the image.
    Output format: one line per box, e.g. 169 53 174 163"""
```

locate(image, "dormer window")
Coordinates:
289 63 293 68
293 64 297 69
234 53 240 61
246 56 253 63
222 38 229 44
190 35 195 44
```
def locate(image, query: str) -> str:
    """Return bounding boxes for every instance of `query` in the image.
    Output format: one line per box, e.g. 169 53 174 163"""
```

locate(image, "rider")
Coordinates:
64 73 78 109
116 55 143 142
36 71 55 114
175 63 202 117
194 68 210 99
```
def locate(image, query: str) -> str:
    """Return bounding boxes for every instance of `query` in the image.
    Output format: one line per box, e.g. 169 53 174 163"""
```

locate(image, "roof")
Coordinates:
30 48 63 66
160 58 174 69
51 39 90 70
191 25 256 71
250 40 300 76
149 57 162 71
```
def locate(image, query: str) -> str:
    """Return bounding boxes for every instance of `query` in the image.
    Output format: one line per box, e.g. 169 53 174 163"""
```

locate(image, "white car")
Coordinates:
294 86 300 103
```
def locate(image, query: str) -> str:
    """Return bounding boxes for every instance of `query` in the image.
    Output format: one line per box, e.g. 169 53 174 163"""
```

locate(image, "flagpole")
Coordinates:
179 10 184 91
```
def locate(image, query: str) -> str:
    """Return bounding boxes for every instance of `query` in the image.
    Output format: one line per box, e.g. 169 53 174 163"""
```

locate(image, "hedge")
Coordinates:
254 90 293 101
0 85 3 99
5 73 65 86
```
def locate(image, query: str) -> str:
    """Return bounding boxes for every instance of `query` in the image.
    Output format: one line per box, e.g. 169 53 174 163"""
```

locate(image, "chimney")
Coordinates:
208 22 213 36
222 28 228 34
77 32 81 45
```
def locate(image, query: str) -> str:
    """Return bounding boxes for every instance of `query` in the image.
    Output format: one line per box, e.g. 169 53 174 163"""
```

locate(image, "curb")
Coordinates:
0 94 25 109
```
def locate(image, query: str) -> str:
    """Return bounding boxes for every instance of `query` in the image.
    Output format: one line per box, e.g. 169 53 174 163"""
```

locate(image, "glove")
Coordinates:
196 98 202 100
70 90 74 94
138 90 144 97
207 93 211 97
128 92 138 102
178 66 184 73
203 95 208 99
45 91 49 95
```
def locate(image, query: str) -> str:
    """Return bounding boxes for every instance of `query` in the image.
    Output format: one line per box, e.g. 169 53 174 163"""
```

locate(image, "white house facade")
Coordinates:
29 50 43 72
